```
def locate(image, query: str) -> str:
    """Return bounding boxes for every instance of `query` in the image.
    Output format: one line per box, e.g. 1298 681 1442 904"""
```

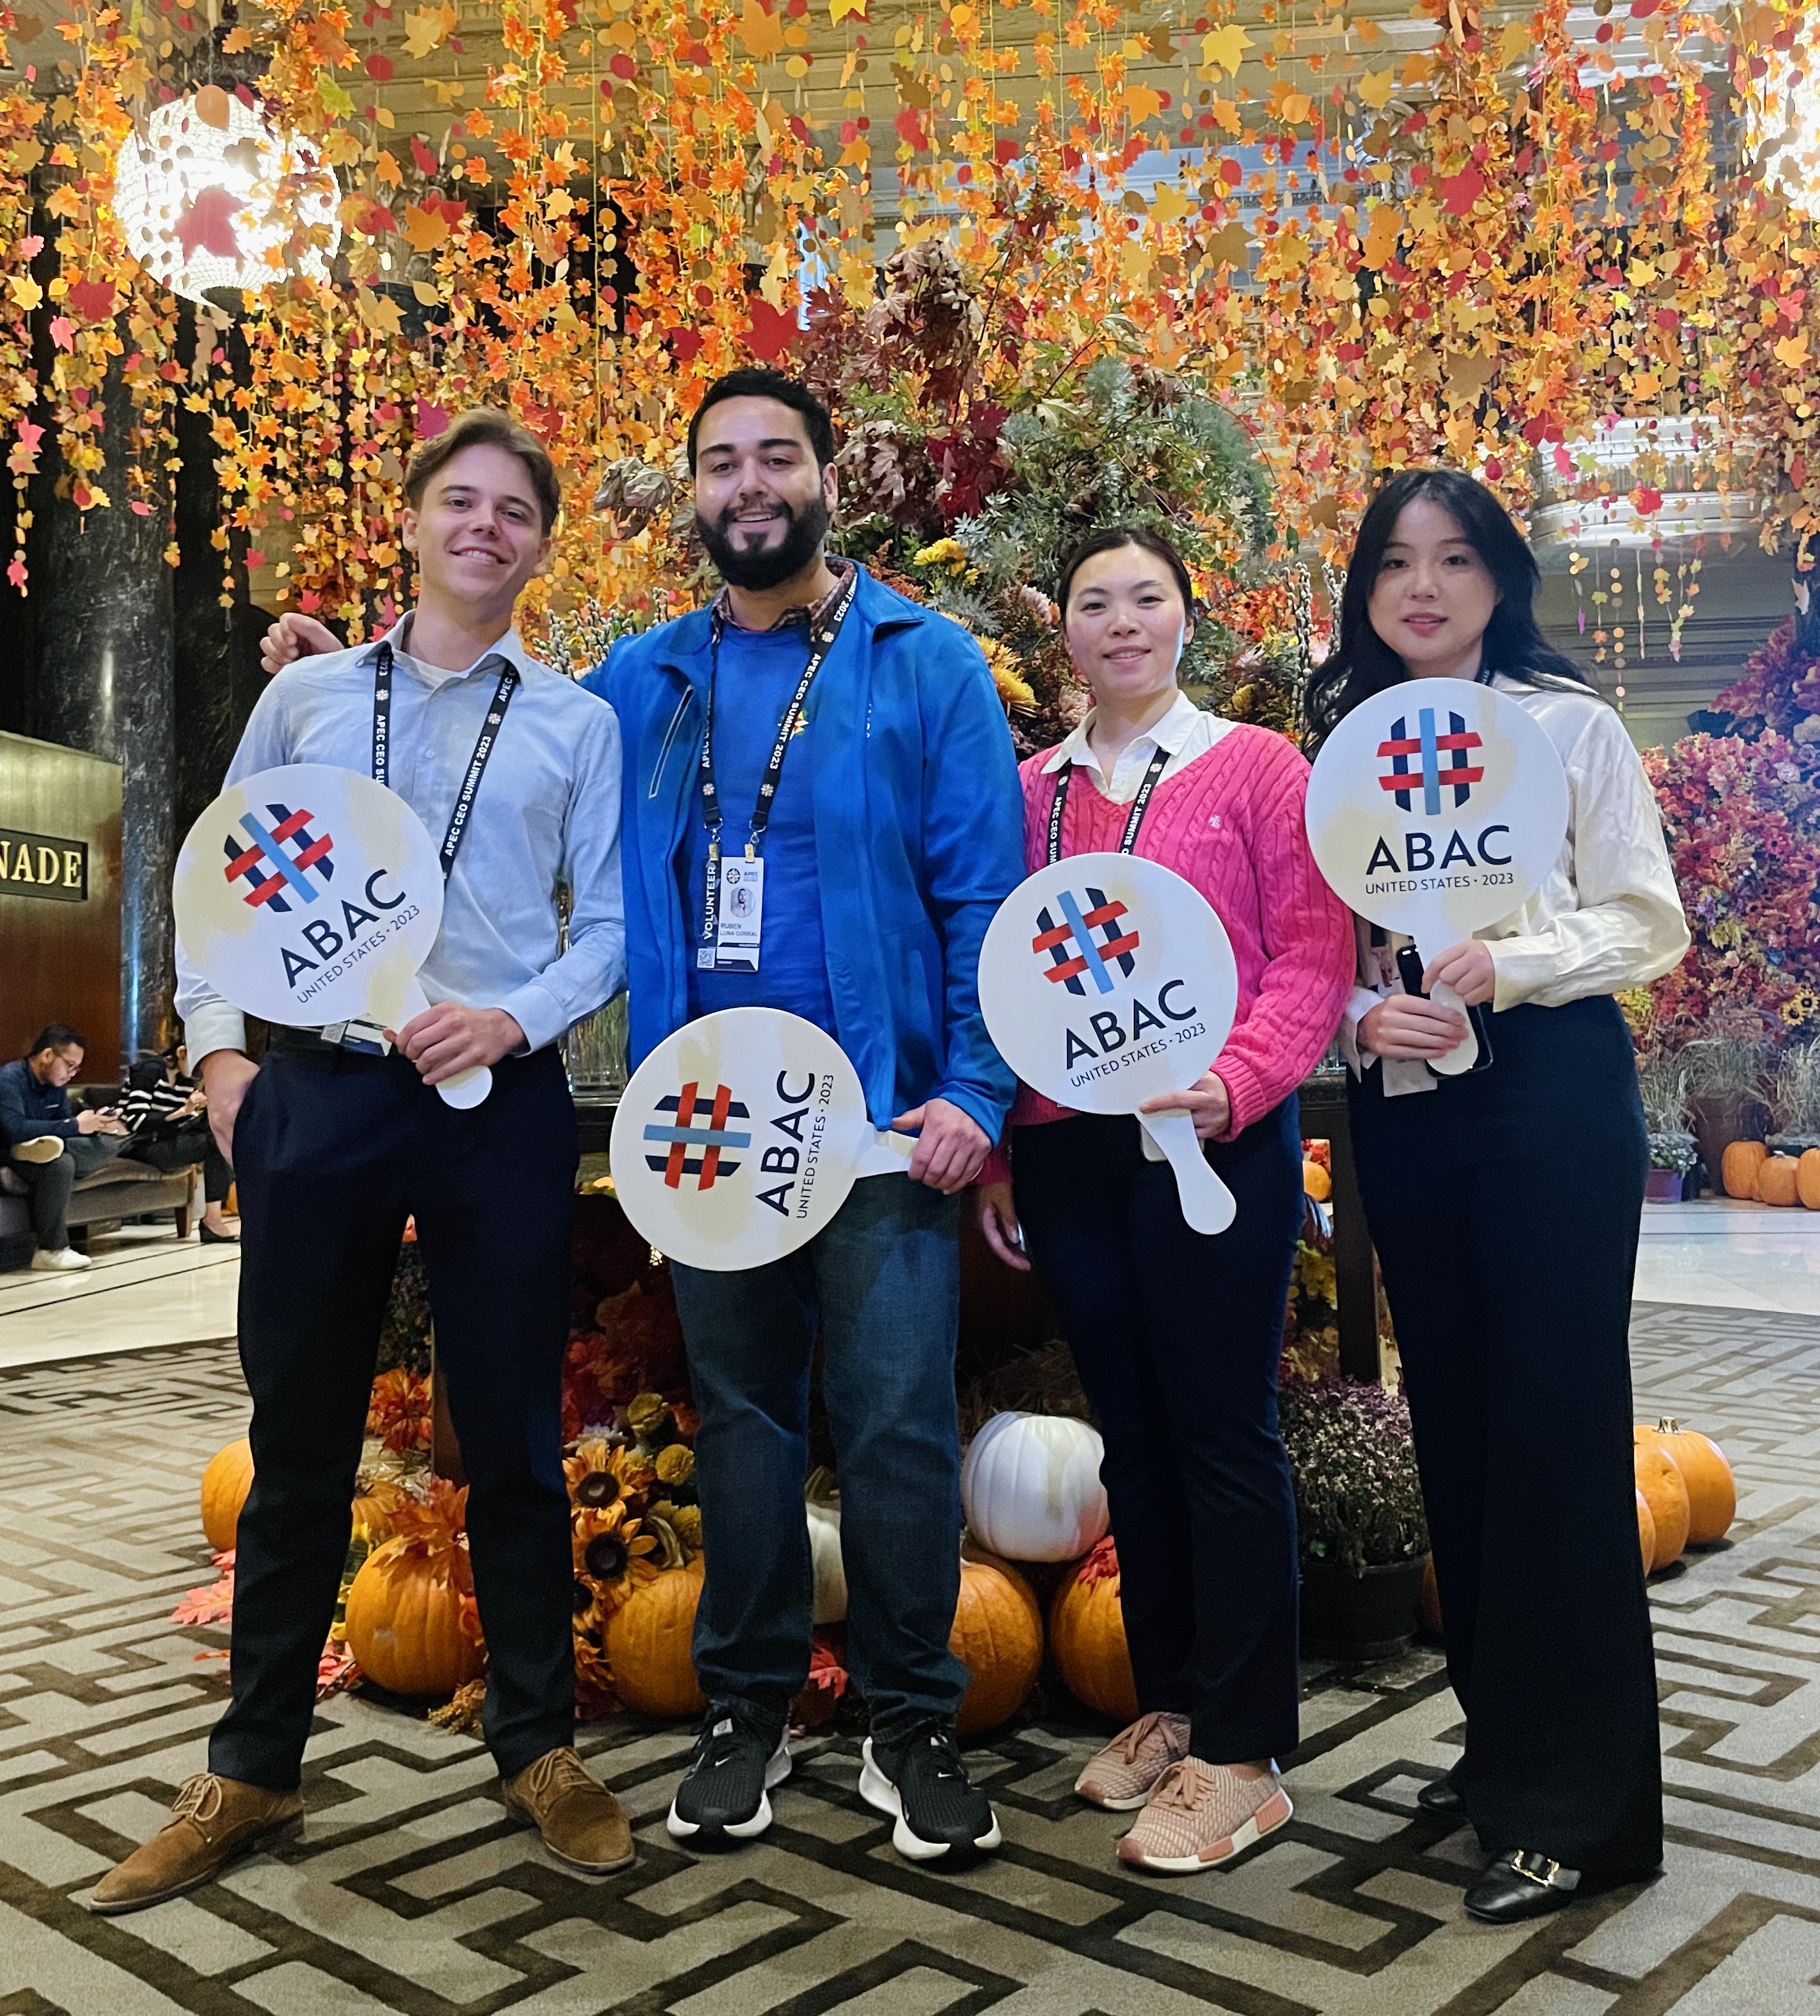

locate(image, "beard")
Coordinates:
697 491 831 590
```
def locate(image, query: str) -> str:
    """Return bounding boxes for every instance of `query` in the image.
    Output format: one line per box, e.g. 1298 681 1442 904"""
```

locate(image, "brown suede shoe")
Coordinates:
501 1746 635 1873
89 1772 304 1914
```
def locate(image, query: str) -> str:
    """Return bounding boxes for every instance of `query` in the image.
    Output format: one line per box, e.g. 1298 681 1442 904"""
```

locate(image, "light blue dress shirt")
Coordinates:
176 615 626 1061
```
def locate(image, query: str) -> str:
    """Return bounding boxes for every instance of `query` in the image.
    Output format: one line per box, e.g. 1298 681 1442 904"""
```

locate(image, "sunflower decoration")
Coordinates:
563 1437 624 1510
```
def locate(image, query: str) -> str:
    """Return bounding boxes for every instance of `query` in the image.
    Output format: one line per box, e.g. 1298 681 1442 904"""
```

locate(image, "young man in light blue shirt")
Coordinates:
93 408 632 1913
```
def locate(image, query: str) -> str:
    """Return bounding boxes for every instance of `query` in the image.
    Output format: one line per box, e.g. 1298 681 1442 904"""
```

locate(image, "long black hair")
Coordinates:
1303 468 1590 755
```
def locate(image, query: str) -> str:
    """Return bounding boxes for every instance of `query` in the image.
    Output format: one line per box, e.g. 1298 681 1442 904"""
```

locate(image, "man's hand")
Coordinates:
891 1096 991 1194
1422 938 1496 1007
385 1003 525 1086
260 611 341 679
198 1050 261 1161
1360 994 1471 1060
976 1181 1031 1271
1139 1070 1232 1141
76 1107 129 1137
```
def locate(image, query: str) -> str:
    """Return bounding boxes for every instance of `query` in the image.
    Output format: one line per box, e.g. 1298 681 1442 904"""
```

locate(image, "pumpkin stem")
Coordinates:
1658 1416 1679 1432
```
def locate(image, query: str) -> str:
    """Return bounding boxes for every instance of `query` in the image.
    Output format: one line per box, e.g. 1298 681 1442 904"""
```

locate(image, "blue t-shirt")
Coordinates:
682 622 836 1034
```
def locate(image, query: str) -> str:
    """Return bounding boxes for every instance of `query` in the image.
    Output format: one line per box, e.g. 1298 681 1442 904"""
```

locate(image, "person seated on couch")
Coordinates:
0 1023 130 1273
120 1047 238 1244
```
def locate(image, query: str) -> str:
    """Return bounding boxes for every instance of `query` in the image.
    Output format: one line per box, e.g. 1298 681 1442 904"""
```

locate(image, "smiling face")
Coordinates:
1062 543 1194 712
401 441 552 620
1366 495 1500 679
691 396 836 590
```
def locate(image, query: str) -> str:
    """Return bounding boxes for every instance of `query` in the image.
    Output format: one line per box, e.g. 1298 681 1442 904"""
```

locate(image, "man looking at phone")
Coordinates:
0 1024 129 1272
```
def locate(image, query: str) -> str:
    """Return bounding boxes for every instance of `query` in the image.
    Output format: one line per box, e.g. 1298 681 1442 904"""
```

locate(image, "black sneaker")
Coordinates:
859 1721 1003 1861
665 1706 791 1843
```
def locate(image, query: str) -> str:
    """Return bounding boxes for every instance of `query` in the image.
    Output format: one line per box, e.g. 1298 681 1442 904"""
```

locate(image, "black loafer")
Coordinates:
1464 1849 1581 1924
1416 1772 1463 1814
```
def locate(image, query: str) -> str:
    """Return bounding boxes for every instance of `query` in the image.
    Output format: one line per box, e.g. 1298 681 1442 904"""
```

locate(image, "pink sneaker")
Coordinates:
1117 1757 1292 1873
1074 1712 1192 1810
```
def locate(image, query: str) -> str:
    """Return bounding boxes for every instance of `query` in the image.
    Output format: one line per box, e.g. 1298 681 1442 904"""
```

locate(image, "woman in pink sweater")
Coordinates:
976 525 1353 1872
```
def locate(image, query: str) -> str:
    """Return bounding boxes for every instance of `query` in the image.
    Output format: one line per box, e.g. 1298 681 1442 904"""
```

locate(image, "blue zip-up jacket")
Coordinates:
582 564 1024 1141
0 1056 79 1147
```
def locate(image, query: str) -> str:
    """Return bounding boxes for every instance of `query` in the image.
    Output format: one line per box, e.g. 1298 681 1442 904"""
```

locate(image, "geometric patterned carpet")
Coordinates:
3 1302 1819 2015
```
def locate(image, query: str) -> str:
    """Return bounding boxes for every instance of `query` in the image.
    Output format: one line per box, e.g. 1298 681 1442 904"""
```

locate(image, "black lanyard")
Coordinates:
371 640 519 878
1046 740 1170 865
697 567 858 945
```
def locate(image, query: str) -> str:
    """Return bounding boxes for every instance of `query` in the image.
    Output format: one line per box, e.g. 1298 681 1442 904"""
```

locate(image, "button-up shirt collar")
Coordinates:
712 555 855 635
1041 690 1228 803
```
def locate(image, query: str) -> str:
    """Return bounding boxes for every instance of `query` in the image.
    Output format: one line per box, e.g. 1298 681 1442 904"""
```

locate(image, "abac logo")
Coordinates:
1031 888 1140 997
223 804 335 912
643 1082 752 1191
1378 707 1484 815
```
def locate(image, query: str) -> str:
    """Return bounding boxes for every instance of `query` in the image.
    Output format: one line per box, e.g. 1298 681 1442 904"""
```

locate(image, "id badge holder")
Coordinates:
712 855 764 974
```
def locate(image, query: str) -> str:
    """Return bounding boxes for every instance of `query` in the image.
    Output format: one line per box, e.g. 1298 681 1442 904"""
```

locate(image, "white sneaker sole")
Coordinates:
666 1735 791 1842
11 1137 66 1166
858 1738 1003 1861
1118 1786 1293 1874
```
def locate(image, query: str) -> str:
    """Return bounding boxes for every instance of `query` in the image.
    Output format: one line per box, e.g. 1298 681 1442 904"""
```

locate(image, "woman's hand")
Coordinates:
976 1181 1031 1271
1138 1070 1231 1141
1360 994 1471 1060
1422 938 1496 1006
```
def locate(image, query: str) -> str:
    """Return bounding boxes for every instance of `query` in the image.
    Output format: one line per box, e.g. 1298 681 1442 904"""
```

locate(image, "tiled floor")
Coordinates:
0 1223 240 1371
1633 1199 1820 1317
1 1306 1817 2013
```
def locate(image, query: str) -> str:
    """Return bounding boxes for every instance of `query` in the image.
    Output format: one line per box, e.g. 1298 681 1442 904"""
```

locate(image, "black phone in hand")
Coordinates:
1395 945 1494 1073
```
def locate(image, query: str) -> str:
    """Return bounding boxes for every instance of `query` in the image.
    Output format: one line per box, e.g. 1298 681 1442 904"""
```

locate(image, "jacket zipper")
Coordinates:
650 685 693 799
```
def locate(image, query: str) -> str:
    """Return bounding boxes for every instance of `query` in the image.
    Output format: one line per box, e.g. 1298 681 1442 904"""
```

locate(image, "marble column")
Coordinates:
35 359 177 1063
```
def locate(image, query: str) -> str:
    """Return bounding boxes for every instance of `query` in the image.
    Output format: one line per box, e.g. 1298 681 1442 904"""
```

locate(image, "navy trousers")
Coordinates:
1348 996 1662 1877
211 1043 578 1789
1012 1101 1305 1764
670 1173 968 1740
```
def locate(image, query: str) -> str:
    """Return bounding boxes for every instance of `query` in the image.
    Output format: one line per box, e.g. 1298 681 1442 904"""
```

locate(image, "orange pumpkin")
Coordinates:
952 1555 1043 1735
1633 1438 1691 1569
351 1480 407 1543
1049 1538 1138 1722
345 1533 487 1696
1639 1419 1736 1545
200 1438 255 1552
1302 1158 1332 1203
1755 1156 1802 1206
1419 1558 1442 1636
1799 1149 1820 1210
1636 1488 1657 1575
603 1558 707 1718
1722 1140 1767 1198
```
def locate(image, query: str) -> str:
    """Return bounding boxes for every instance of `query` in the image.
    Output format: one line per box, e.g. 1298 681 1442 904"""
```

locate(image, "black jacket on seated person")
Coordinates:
0 1056 80 1149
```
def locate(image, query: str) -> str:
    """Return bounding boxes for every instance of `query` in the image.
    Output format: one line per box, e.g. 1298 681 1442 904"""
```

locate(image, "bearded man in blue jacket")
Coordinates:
582 368 1022 1861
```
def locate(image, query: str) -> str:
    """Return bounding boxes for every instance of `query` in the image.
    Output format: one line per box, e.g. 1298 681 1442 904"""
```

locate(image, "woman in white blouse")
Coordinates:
1307 470 1688 1927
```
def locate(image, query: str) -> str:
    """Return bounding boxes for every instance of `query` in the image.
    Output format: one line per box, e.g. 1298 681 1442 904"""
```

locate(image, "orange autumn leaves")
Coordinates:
0 0 1815 615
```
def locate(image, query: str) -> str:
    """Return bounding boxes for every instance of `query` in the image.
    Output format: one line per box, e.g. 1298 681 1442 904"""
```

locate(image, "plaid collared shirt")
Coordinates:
712 555 854 634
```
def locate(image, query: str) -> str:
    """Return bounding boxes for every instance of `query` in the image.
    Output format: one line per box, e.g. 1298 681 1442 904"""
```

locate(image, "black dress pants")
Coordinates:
1348 996 1662 1877
211 1042 578 1790
1012 1101 1305 1763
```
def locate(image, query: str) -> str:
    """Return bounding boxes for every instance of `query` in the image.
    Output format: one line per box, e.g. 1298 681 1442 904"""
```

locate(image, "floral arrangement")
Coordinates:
1281 1139 1340 1385
1699 604 1820 747
567 1391 701 1714
365 1367 433 1455
1277 1378 1429 1576
1641 731 1820 1051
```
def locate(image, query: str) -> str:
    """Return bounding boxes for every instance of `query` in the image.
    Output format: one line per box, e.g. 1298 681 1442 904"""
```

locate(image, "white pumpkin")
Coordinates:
960 1411 1110 1563
807 1489 846 1625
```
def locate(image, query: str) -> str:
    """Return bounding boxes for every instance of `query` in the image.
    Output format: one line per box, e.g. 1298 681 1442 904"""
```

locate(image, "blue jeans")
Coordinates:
670 1172 966 1738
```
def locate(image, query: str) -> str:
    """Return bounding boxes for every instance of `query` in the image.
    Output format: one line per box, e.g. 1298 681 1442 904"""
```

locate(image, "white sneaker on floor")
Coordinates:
11 1136 65 1165
30 1246 91 1271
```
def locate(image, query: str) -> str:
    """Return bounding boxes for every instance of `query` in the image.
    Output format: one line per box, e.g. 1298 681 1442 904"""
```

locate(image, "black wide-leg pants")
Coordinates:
211 1043 578 1791
1348 996 1663 1877
1012 1101 1304 1764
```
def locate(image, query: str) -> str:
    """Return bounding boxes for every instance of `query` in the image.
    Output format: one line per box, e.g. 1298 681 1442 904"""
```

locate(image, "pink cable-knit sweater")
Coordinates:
982 725 1354 1179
